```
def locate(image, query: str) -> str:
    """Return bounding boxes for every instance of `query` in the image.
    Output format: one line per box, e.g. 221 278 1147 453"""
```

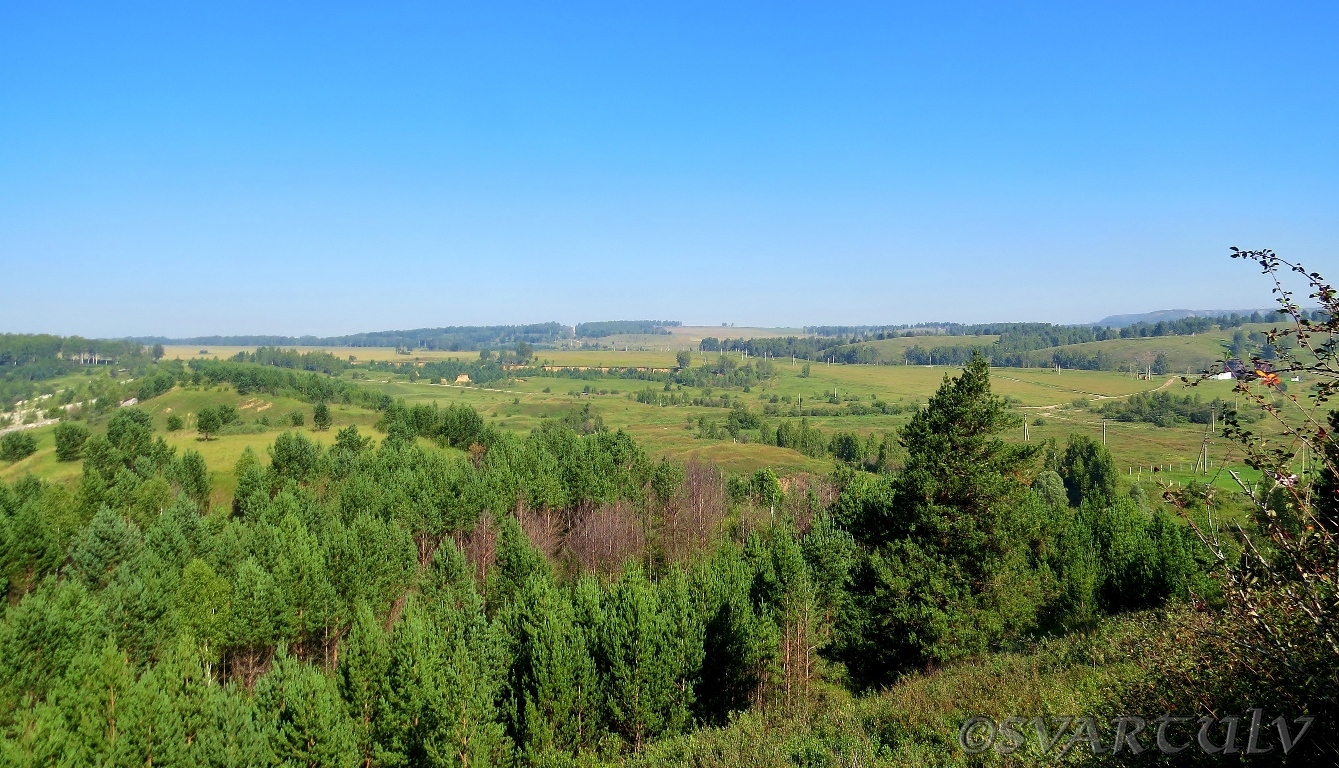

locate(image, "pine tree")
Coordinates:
1059 434 1118 508
175 450 211 510
224 559 280 688
831 354 1047 688
177 558 232 674
336 599 388 767
254 652 359 768
376 601 505 768
195 680 275 768
656 566 704 732
600 567 676 751
0 578 110 706
54 421 91 462
272 513 339 659
694 548 771 725
502 571 601 758
232 448 269 519
47 642 136 766
69 507 143 589
314 401 332 431
486 514 548 613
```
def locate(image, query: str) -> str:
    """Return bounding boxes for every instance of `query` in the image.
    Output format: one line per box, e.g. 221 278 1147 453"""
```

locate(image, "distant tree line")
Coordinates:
128 323 572 351
1096 391 1261 428
802 310 1317 339
575 321 680 338
230 347 350 375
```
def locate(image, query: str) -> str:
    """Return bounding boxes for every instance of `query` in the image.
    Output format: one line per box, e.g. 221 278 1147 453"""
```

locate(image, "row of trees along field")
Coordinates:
694 312 1316 371
803 310 1301 339
1 354 1238 765
131 323 572 352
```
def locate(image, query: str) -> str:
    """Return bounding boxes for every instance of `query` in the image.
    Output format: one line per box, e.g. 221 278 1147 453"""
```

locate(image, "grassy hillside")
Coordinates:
4 348 1281 504
835 321 1291 373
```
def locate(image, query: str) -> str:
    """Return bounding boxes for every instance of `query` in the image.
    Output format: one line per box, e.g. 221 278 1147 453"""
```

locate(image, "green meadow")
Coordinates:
6 347 1279 495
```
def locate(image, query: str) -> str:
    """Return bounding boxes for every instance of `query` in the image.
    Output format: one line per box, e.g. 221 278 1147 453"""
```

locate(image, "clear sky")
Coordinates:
2 2 1336 337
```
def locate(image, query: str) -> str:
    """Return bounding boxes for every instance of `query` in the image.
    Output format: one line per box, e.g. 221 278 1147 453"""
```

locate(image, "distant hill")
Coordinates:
575 320 681 338
1093 309 1275 328
127 323 572 351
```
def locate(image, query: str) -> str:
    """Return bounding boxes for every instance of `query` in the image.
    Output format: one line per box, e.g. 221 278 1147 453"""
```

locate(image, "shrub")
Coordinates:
53 421 90 461
165 414 184 431
0 431 38 462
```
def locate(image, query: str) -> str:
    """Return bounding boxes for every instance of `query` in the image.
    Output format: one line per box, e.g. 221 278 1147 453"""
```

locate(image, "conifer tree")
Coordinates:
177 558 232 673
502 571 600 758
600 567 677 751
272 514 339 658
486 514 548 613
53 421 90 462
376 601 505 767
694 549 771 724
47 642 136 766
831 355 1047 688
231 448 269 519
225 559 280 688
195 680 275 767
254 651 359 768
336 599 388 767
69 507 143 589
314 401 332 431
175 450 211 510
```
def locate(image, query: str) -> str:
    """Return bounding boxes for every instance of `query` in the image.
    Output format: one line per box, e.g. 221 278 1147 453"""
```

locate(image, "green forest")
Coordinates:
2 349 1330 765
2 248 1336 766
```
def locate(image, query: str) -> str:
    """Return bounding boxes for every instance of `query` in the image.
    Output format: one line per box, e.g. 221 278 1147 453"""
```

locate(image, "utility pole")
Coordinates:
1102 419 1107 445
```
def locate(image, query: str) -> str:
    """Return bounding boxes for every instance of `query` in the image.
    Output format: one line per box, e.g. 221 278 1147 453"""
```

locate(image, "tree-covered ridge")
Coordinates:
129 323 572 351
803 311 1306 339
1 334 159 409
0 355 1218 765
0 334 144 368
575 321 680 338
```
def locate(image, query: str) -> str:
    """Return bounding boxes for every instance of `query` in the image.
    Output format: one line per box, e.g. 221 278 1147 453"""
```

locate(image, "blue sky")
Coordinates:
1 2 1336 336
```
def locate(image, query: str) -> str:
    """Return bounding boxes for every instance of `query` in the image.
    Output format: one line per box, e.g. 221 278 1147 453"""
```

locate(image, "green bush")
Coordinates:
0 431 38 462
53 421 90 461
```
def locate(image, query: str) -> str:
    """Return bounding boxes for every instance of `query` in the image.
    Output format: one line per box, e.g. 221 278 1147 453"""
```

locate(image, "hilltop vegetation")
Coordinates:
132 323 572 351
576 321 681 338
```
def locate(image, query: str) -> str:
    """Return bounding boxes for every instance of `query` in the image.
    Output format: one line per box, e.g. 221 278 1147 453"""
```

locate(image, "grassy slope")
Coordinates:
836 322 1292 373
1 386 387 508
5 350 1284 501
631 611 1156 767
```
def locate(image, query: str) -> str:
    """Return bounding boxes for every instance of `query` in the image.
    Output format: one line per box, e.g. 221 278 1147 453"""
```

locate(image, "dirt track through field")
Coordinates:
992 374 1177 402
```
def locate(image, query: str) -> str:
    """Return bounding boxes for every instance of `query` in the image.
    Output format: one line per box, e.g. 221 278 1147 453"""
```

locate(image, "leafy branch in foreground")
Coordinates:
1168 248 1339 753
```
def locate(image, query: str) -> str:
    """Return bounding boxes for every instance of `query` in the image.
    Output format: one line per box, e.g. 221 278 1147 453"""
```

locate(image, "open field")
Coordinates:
841 334 1002 359
835 321 1294 372
1 386 388 508
6 348 1290 500
364 357 1275 487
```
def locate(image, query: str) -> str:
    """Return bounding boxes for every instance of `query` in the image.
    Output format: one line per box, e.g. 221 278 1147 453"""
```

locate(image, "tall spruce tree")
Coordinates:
831 354 1048 688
